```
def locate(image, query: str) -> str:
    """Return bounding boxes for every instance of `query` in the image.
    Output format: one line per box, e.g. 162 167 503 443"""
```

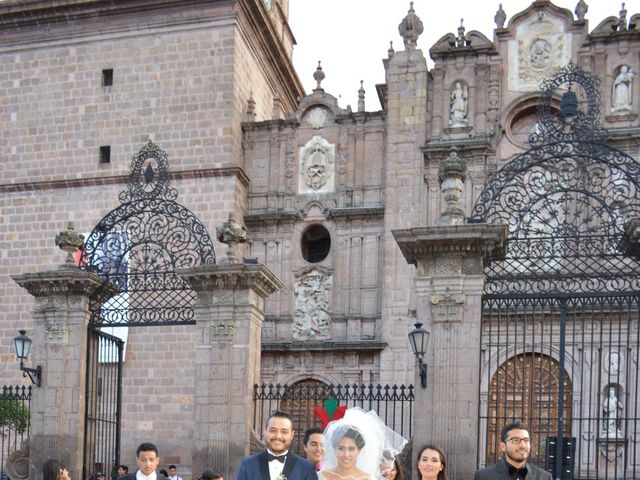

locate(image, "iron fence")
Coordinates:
253 383 413 453
0 385 31 478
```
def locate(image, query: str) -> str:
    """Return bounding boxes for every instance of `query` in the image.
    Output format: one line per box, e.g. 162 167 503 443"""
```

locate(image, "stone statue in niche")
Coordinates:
606 351 621 375
612 65 634 113
449 81 468 127
293 269 332 339
299 136 335 192
603 387 623 438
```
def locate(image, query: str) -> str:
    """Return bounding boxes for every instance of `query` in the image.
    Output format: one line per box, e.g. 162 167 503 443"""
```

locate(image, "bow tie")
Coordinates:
507 463 527 479
267 453 286 463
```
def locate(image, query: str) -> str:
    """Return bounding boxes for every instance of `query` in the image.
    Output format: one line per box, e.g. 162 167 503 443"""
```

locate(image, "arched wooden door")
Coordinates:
486 353 572 467
279 379 328 453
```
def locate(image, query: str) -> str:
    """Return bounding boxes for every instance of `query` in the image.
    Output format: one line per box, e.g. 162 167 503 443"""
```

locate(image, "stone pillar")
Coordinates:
393 223 507 480
176 264 283 480
12 268 115 480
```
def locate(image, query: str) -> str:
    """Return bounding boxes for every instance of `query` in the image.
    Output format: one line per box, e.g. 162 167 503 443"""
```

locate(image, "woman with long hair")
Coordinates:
42 459 70 480
381 458 405 480
416 445 448 480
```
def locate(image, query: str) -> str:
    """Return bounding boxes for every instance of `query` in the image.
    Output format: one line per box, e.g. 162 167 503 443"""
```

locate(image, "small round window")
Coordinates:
301 224 331 263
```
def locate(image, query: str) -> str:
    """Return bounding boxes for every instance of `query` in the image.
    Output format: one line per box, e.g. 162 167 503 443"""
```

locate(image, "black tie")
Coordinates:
267 453 286 463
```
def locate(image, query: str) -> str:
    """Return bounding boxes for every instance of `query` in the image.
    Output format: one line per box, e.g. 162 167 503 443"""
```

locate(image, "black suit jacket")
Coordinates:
473 460 552 480
236 450 318 480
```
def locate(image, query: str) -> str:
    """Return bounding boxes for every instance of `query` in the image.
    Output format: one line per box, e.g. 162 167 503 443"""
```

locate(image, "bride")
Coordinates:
319 408 406 480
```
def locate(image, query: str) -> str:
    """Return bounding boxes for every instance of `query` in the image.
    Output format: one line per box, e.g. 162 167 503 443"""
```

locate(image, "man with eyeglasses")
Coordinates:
473 421 552 480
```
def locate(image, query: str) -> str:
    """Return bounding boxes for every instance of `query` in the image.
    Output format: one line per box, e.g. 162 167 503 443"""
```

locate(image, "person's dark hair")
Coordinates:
159 470 168 478
267 410 293 427
303 427 324 446
168 466 176 471
43 459 65 480
201 470 222 480
500 421 529 442
331 425 365 450
136 442 159 457
416 445 448 480
118 466 128 474
392 458 405 480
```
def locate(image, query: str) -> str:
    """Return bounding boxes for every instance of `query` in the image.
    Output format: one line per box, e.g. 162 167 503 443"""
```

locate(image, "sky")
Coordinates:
288 0 640 111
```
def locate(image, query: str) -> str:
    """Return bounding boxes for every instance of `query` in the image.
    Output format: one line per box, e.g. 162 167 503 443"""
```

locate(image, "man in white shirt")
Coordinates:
120 443 162 480
167 465 183 480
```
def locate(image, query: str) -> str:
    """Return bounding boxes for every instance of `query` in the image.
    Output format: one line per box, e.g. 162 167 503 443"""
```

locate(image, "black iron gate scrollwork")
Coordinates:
471 63 640 479
81 142 217 479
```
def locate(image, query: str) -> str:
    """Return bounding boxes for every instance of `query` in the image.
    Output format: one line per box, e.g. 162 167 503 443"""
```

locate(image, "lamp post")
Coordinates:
13 330 42 387
408 322 430 388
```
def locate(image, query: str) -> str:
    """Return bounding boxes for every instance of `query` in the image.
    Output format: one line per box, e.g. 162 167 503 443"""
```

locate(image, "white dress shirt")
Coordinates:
267 449 288 480
136 471 157 480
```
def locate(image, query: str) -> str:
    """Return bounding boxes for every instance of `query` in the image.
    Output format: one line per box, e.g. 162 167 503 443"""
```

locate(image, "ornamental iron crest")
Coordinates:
82 142 216 326
470 62 640 294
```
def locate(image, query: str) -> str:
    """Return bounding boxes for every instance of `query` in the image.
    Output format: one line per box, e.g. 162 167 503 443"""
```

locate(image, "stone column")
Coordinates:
12 268 115 480
176 264 283 480
393 224 507 480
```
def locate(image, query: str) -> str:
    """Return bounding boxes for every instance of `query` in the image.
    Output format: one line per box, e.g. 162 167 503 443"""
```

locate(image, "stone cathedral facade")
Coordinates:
2 0 640 478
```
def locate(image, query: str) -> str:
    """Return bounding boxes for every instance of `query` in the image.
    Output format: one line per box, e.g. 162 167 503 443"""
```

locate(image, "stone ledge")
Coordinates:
244 210 303 225
327 206 385 219
392 223 508 266
261 340 387 352
176 263 284 298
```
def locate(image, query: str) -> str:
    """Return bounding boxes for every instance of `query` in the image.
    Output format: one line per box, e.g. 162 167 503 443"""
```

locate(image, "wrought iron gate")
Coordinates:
471 63 640 479
81 142 217 476
83 328 123 480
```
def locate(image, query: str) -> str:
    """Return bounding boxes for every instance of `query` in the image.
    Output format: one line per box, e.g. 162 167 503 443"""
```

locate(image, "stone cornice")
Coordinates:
176 263 284 297
0 167 249 193
236 0 304 112
0 0 236 46
244 210 303 225
12 267 114 298
392 223 508 266
327 206 385 219
261 340 387 352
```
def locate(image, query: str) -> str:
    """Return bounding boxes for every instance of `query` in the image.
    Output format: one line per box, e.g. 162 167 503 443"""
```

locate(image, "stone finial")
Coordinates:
455 19 468 48
216 213 247 264
618 2 628 30
245 92 256 122
55 222 85 267
575 0 588 21
436 149 467 226
357 81 365 113
313 61 325 92
494 4 506 29
398 2 424 50
388 41 395 60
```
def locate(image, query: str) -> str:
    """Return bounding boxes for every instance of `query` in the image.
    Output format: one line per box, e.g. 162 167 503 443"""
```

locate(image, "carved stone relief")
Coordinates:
298 136 335 193
210 320 234 341
293 268 332 339
508 12 570 91
430 288 465 323
305 107 329 129
46 324 68 343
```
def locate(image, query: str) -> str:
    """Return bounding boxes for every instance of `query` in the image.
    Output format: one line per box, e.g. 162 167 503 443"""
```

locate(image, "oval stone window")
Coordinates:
301 224 331 263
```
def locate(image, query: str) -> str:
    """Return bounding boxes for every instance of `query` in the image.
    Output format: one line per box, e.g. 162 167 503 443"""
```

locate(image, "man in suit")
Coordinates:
237 411 318 480
120 442 165 480
302 427 324 471
474 421 552 480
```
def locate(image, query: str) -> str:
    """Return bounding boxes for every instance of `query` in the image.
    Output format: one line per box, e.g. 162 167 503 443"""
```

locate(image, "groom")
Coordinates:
237 411 318 480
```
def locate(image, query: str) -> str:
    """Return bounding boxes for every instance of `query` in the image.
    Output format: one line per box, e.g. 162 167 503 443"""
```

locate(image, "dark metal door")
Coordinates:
83 328 124 480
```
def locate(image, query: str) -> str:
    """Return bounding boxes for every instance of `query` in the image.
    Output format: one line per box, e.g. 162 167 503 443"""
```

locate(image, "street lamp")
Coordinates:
408 322 430 388
13 330 42 387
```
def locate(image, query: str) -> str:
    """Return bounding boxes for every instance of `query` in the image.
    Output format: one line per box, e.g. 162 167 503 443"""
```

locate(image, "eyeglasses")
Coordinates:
506 437 531 445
